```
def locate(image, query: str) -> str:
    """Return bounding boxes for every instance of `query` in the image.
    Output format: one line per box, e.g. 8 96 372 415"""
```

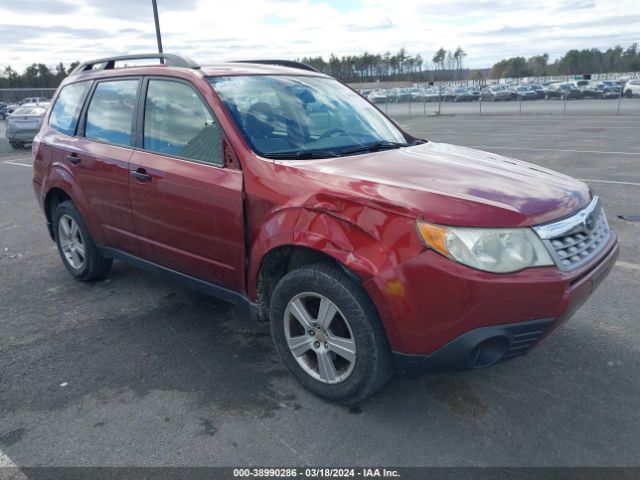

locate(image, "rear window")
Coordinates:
85 80 139 147
13 106 47 116
49 82 91 136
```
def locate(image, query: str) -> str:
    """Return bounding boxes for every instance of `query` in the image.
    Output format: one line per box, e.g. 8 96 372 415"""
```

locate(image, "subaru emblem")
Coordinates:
584 213 596 231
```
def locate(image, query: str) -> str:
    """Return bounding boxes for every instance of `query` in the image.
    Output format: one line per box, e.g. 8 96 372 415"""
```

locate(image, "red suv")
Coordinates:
32 54 619 404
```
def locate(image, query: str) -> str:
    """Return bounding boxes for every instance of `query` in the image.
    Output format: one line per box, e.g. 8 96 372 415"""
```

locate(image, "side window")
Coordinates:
49 82 91 136
143 80 222 165
85 80 139 147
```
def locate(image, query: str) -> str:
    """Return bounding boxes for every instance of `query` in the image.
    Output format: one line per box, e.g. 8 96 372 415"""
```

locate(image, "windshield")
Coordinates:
209 75 409 158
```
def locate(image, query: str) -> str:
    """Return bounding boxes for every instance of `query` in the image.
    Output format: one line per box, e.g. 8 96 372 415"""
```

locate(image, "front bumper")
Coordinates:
364 233 619 368
394 318 554 372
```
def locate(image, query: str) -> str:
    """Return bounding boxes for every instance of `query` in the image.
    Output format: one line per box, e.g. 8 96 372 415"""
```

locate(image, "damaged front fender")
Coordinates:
247 190 424 300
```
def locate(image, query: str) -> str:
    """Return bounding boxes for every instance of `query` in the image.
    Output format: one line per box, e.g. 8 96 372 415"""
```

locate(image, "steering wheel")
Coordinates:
318 127 348 140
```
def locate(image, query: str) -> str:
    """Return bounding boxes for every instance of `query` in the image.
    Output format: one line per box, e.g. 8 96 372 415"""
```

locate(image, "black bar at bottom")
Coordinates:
8 467 640 480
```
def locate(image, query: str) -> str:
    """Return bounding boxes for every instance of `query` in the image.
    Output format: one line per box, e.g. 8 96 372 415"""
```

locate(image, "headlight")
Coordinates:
416 222 553 273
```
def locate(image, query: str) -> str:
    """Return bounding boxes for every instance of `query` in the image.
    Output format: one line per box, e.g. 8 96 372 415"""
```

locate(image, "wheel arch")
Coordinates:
254 244 363 324
44 187 72 240
255 240 404 359
42 168 105 245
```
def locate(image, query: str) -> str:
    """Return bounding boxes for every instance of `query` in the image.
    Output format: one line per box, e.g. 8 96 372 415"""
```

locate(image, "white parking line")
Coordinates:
1 160 32 168
0 450 15 467
407 121 640 130
617 261 640 271
410 130 634 140
0 448 26 479
579 178 640 186
466 145 640 155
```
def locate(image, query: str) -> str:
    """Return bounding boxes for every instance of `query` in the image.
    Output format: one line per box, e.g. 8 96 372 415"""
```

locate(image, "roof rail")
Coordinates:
233 60 320 73
70 53 200 75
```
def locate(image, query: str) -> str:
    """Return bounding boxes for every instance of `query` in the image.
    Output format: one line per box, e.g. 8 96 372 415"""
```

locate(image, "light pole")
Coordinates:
152 0 164 63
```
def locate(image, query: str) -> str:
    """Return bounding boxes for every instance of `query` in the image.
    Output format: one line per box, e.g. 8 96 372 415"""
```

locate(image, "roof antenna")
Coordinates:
152 0 164 64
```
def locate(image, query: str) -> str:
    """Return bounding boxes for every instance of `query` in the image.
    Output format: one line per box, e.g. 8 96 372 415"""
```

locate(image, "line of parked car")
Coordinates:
362 79 638 104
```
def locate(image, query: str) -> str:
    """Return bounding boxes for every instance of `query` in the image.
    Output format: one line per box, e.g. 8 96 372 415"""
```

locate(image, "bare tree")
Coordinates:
432 47 446 80
453 47 467 80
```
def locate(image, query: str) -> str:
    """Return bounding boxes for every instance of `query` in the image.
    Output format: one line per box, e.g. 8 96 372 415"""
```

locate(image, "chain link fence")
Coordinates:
0 88 56 157
1 79 639 158
359 75 640 118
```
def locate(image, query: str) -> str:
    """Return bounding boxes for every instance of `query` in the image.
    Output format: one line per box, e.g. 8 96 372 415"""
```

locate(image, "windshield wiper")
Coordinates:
260 150 338 160
339 141 408 156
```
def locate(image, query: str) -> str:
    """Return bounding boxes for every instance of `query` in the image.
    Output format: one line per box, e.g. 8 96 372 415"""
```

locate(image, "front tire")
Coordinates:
9 140 23 149
53 200 112 281
626 90 633 99
269 262 392 405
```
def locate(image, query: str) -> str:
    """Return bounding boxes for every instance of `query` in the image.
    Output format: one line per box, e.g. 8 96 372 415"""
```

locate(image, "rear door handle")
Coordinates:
130 168 153 182
66 153 80 164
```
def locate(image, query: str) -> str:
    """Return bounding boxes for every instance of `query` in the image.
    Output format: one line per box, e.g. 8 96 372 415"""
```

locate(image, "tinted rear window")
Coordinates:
49 82 91 136
85 80 139 147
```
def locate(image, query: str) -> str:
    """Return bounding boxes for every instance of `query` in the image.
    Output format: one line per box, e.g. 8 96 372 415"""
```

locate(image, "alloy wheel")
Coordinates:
58 214 86 269
284 292 357 384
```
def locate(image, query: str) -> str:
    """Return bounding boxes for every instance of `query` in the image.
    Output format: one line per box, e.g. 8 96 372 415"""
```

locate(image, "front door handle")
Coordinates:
66 153 81 164
130 169 153 182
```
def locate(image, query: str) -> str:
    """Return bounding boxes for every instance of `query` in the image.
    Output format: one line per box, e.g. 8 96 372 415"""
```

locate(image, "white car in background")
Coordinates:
5 102 51 149
5 96 50 116
623 79 640 98
367 90 388 104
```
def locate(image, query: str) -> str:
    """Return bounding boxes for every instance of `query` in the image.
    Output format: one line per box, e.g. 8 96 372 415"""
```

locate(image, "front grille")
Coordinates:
533 197 611 271
548 210 610 270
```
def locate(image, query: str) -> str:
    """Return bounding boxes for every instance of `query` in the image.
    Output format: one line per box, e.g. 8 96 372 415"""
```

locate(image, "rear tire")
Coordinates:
269 262 393 405
9 140 23 149
53 200 112 281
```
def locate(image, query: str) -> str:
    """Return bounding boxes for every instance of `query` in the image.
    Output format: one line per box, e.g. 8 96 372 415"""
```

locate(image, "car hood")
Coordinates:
285 142 590 227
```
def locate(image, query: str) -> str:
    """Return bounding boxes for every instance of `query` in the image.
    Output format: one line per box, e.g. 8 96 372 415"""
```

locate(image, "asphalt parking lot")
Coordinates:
1 114 639 468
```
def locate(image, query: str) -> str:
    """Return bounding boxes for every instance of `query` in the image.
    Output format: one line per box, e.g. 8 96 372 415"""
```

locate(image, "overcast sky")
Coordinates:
1 0 639 72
